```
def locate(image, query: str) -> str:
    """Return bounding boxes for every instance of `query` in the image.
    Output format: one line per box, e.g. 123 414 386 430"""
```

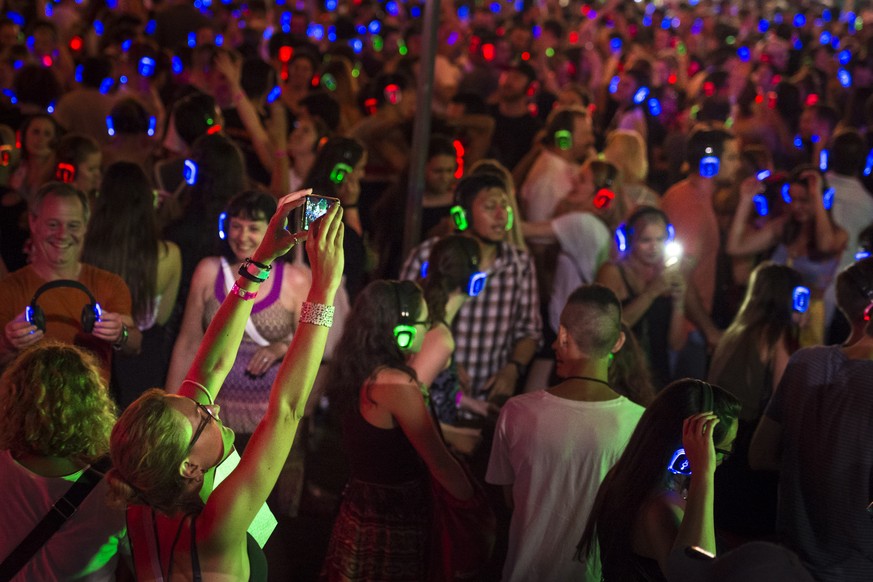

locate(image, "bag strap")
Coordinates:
0 457 111 582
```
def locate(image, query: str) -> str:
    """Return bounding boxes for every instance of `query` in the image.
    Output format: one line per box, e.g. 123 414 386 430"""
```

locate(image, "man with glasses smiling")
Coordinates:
401 173 541 408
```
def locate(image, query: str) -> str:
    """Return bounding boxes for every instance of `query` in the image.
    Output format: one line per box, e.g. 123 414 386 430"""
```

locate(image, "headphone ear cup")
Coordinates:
81 304 100 333
393 324 416 350
450 205 469 231
26 305 46 333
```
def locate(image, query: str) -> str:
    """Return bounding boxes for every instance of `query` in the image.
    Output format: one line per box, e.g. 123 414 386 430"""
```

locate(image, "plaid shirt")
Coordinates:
400 237 542 395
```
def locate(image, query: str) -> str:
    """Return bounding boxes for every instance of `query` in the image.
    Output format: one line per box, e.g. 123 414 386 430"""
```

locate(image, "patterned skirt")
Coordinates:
321 477 431 581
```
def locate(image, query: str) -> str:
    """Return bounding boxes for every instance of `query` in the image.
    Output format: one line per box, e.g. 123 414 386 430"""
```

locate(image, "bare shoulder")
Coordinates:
368 368 421 401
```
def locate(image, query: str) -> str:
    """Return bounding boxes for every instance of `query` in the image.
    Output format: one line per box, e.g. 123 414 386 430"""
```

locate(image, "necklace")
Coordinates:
563 375 611 388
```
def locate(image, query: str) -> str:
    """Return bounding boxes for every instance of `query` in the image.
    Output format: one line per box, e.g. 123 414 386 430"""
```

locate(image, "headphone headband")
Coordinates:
27 280 102 333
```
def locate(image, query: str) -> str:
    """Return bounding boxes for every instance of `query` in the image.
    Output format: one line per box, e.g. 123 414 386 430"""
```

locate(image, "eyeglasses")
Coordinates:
186 401 220 454
715 448 733 462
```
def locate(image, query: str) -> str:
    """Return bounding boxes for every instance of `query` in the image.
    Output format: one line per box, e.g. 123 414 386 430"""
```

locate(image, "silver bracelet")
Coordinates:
299 302 334 327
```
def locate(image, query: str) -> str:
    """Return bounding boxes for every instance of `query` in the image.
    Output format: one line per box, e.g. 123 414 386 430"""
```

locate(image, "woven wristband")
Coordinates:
300 302 335 327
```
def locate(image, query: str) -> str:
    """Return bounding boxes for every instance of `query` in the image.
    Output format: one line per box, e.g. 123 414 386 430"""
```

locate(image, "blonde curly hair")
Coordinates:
0 341 117 464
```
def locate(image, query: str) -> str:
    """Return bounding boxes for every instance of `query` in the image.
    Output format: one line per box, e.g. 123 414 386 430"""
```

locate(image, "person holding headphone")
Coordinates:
750 257 873 582
320 279 474 580
0 182 141 380
596 206 687 389
577 379 740 581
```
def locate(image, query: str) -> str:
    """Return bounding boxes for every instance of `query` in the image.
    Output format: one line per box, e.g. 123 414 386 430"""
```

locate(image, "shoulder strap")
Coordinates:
0 457 111 582
220 257 270 347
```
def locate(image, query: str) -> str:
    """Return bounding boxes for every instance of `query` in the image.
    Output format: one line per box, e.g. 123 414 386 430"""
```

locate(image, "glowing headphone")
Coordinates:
393 283 421 350
383 83 402 105
0 144 11 167
26 280 102 333
329 162 354 185
593 173 616 210
699 145 720 178
450 203 513 233
55 162 76 183
138 56 156 77
554 129 572 151
668 381 714 476
218 211 228 240
615 207 674 254
184 159 198 185
792 286 811 313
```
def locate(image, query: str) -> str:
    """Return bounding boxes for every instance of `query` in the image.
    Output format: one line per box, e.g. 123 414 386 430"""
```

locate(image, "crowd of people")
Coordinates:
2 0 873 580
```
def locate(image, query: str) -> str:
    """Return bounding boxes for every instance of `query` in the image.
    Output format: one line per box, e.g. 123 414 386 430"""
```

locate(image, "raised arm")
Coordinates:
672 414 719 557
806 172 848 255
726 177 783 257
177 190 310 402
203 202 343 546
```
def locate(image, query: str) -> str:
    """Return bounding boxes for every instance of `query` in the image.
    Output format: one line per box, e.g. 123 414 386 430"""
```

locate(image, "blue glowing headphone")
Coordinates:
668 381 714 476
26 280 102 333
217 211 228 240
184 159 198 185
699 145 720 178
138 56 156 77
792 286 810 313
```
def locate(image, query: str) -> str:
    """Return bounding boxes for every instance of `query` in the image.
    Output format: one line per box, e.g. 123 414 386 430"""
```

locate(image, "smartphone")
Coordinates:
298 194 338 231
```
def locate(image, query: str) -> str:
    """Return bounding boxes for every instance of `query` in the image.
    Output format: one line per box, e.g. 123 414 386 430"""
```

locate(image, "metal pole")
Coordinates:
401 0 440 260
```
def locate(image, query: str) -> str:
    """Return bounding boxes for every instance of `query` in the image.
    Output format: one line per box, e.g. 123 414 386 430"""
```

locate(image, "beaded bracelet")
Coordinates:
299 302 335 327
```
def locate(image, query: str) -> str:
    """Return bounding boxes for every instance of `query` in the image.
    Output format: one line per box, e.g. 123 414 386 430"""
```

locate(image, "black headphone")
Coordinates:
667 380 714 476
26 280 102 333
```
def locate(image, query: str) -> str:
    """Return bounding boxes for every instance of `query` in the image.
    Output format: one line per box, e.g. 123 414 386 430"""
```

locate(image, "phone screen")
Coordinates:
300 195 337 231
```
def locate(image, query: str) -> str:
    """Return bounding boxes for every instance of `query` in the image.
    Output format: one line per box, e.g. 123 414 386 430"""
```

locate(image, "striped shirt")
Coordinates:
400 237 542 395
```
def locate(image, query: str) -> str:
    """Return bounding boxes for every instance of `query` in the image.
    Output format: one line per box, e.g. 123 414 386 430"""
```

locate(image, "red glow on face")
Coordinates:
279 46 293 63
207 124 222 135
482 43 495 61
593 188 614 209
806 93 819 106
668 73 677 85
569 32 579 44
452 139 465 179
69 36 83 51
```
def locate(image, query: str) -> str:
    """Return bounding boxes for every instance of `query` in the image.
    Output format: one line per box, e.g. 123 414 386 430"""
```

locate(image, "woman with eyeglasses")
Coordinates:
577 379 740 581
107 191 344 581
321 279 474 581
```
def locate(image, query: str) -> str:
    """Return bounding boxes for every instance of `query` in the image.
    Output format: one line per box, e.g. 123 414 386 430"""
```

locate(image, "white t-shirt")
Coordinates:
0 450 126 581
520 149 576 224
548 212 612 332
486 390 644 582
